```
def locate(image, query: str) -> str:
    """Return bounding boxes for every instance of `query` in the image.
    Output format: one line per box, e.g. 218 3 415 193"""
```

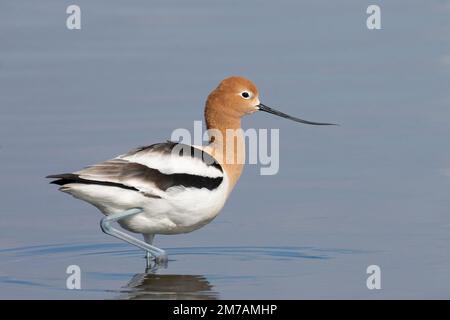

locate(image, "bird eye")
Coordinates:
241 91 251 99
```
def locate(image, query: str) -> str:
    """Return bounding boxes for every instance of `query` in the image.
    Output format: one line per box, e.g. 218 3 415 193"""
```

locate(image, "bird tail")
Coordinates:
46 173 81 186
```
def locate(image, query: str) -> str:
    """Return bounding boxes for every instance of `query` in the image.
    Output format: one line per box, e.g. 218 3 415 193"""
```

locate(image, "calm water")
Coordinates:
1 0 450 299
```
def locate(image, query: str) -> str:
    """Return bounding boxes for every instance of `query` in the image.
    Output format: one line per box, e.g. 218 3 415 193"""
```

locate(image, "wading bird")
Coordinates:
47 76 335 266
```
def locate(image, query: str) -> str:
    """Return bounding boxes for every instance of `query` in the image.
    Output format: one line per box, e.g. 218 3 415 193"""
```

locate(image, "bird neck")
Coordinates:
205 107 245 193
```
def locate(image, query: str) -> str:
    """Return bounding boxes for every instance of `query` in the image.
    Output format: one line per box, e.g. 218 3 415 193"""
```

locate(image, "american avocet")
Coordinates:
47 76 335 266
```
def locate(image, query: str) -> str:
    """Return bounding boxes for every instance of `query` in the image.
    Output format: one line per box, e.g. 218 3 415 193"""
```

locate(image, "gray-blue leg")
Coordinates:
100 208 168 264
142 234 167 271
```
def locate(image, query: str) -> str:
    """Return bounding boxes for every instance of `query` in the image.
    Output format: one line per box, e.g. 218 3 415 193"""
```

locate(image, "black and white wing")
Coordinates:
47 142 224 197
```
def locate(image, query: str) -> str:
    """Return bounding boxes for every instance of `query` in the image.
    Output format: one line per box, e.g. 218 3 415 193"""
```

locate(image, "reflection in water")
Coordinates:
0 242 368 299
119 273 218 300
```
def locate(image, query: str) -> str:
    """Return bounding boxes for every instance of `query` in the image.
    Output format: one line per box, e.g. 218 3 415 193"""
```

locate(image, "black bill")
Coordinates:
257 103 337 126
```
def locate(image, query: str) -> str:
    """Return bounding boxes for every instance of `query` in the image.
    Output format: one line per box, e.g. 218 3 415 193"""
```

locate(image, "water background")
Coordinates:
1 0 450 299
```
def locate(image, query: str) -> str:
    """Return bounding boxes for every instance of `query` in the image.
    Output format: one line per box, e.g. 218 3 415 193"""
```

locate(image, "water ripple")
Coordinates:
0 242 369 262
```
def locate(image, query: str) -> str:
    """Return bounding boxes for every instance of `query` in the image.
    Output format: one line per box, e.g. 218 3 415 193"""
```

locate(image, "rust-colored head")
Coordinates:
205 76 336 131
205 76 260 125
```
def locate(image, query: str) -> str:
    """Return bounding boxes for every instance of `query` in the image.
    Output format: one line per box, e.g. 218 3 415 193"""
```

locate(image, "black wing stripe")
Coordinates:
126 141 223 172
47 162 223 191
47 174 139 191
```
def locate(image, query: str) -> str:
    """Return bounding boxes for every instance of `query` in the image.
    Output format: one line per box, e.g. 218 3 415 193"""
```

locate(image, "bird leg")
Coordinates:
143 233 168 270
100 208 168 266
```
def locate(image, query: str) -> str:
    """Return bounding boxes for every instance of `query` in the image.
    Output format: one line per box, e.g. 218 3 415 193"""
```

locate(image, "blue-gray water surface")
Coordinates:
1 0 450 299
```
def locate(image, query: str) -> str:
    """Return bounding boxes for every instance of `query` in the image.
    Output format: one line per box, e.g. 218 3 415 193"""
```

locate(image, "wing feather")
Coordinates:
47 142 224 194
119 142 223 178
